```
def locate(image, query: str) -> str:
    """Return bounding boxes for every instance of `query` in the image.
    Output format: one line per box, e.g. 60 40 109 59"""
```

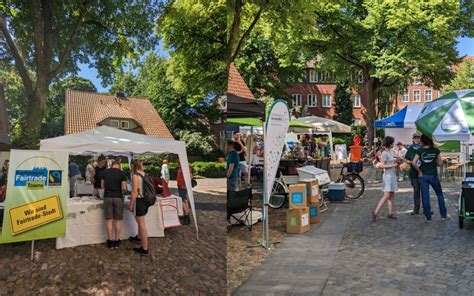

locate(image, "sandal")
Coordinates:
387 214 398 219
371 209 377 222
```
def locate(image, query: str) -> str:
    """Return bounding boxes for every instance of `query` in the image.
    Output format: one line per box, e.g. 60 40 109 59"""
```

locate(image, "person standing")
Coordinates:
1 159 9 186
372 136 399 222
68 160 82 198
91 155 107 197
101 161 127 249
85 159 94 183
176 161 193 225
412 134 447 222
404 134 422 215
226 141 240 192
161 159 170 185
129 160 152 255
233 132 248 184
396 142 407 181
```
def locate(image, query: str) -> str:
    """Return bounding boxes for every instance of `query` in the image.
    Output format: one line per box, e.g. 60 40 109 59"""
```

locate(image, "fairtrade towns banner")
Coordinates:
264 99 290 203
1 150 69 243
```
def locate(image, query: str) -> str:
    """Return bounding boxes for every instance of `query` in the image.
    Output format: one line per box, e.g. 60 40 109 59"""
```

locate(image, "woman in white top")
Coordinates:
85 159 94 183
372 136 399 222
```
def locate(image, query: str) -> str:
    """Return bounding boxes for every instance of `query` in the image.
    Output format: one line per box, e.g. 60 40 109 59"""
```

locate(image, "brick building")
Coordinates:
284 58 473 125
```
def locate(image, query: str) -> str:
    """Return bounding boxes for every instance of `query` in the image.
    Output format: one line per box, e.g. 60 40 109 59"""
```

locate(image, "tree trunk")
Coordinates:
227 0 242 74
362 76 376 148
22 88 48 148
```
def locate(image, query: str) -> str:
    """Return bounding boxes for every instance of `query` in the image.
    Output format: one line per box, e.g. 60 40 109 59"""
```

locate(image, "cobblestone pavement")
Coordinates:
0 180 226 295
324 178 474 296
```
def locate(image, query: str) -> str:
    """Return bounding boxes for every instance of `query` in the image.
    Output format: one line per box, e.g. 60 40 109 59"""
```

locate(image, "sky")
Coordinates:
78 37 474 93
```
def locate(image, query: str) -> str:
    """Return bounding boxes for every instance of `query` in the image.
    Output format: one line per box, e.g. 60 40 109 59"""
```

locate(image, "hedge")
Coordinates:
122 161 225 179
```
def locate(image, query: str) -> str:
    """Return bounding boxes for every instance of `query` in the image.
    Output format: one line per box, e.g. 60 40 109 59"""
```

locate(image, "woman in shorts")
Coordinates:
372 136 399 222
128 160 149 255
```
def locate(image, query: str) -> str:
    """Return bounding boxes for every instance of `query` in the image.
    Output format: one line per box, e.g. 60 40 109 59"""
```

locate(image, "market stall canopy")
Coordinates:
415 89 474 142
39 125 199 238
227 117 313 129
295 116 352 133
375 104 424 128
226 94 265 119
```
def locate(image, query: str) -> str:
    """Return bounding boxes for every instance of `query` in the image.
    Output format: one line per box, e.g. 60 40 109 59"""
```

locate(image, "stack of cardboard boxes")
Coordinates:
286 179 320 234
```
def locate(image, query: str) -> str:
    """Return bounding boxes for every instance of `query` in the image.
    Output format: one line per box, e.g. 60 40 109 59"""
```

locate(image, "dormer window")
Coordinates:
120 120 130 129
110 119 120 128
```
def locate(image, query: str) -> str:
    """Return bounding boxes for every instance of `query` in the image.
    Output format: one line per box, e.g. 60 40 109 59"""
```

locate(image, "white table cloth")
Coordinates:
75 183 94 196
56 197 165 249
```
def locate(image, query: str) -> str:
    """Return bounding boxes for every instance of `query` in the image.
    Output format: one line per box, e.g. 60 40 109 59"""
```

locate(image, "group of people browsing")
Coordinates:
373 133 448 223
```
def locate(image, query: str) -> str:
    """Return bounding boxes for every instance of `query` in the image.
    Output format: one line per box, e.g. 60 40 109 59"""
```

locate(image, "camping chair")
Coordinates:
227 188 253 231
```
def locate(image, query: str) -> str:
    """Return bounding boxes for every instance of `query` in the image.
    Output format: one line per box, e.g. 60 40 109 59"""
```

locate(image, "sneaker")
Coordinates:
129 235 141 243
440 216 450 221
424 217 432 223
107 240 114 249
387 214 398 220
114 239 121 249
133 247 149 255
411 211 420 215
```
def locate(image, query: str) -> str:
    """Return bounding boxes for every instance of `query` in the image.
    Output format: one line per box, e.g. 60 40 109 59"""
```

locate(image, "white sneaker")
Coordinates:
424 217 432 223
440 216 450 221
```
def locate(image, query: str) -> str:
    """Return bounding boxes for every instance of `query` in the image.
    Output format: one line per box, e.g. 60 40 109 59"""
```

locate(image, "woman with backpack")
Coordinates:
129 160 153 255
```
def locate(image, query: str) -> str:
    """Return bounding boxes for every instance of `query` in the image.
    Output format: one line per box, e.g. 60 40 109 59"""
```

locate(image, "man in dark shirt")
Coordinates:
91 155 107 197
68 161 82 198
101 161 127 249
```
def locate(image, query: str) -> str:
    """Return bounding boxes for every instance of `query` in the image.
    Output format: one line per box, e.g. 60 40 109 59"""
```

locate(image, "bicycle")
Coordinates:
268 161 365 209
333 161 365 199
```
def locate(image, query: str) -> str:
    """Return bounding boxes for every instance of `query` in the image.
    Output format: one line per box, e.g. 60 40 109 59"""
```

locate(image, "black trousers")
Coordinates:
410 177 421 212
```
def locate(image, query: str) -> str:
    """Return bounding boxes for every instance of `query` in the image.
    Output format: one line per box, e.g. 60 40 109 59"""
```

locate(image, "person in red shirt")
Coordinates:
176 161 193 225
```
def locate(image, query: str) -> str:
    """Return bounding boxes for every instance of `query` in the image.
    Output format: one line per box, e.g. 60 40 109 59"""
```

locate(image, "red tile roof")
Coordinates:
227 63 255 100
65 90 174 139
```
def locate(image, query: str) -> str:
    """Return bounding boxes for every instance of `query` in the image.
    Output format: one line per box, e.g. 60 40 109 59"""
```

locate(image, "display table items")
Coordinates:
56 195 183 249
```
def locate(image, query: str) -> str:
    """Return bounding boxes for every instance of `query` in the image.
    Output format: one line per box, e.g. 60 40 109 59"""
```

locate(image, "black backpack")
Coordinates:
135 173 157 206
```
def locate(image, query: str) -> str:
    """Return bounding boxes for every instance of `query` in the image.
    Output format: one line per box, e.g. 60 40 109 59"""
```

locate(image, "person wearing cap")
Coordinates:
404 133 422 215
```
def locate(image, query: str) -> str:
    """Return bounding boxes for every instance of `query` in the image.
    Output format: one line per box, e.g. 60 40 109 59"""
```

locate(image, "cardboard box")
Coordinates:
286 207 310 234
309 202 320 224
288 183 307 209
299 179 319 205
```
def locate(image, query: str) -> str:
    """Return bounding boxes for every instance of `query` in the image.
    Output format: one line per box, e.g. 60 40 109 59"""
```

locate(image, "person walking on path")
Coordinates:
226 140 240 192
372 136 399 222
177 161 193 225
101 161 127 249
395 142 407 181
412 134 448 223
404 133 423 215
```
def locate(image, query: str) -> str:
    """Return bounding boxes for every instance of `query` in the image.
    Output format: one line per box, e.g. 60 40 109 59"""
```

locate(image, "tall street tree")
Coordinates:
0 1 160 147
301 0 461 146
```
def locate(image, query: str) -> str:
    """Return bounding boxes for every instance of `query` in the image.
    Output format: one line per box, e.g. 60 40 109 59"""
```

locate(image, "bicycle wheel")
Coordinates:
269 181 287 209
342 173 365 199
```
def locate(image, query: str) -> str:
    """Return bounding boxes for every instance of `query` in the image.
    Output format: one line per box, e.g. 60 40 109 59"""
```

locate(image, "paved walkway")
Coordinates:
235 203 353 295
234 178 474 295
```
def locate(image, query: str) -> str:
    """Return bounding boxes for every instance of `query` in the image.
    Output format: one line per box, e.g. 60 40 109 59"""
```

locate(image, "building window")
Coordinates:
318 72 324 82
307 94 317 107
292 94 302 107
413 90 421 102
110 119 119 128
352 94 361 107
413 78 421 85
402 90 409 102
120 120 130 129
425 90 432 102
309 70 317 83
357 71 363 83
322 94 331 108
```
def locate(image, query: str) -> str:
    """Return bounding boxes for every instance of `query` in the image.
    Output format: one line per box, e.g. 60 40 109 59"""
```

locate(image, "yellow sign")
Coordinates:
9 195 63 235
27 181 45 190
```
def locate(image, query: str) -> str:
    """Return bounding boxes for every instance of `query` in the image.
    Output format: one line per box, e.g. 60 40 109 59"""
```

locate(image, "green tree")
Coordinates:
295 0 461 146
333 80 353 126
110 53 219 137
40 76 96 139
444 59 474 92
157 0 226 102
0 1 160 147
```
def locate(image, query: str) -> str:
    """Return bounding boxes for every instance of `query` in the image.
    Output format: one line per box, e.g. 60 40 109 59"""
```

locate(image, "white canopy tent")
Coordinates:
39 125 199 238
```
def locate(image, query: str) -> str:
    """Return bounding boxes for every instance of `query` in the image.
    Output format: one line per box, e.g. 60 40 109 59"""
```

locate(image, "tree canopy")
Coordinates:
0 0 161 147
444 59 474 92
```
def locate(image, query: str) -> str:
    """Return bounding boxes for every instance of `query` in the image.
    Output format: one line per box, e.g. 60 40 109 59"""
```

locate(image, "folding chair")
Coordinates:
227 188 253 231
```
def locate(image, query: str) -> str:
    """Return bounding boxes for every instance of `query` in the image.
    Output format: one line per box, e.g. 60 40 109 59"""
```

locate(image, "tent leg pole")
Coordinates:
30 240 35 261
